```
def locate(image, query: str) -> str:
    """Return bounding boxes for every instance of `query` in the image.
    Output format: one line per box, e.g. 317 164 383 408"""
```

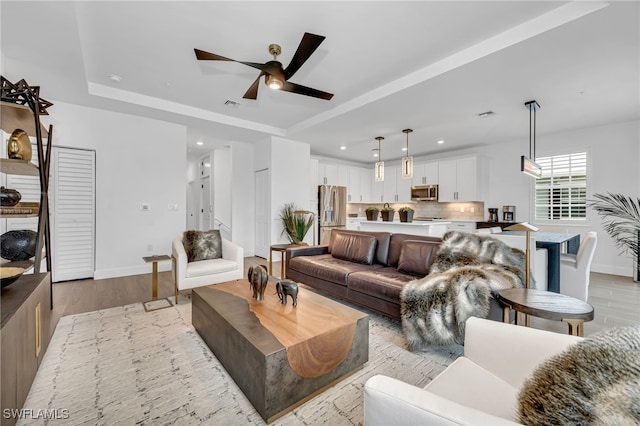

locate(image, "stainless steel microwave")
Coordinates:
411 185 438 201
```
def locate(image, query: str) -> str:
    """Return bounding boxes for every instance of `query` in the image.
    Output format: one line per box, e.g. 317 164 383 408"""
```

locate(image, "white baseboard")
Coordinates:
94 262 172 280
591 262 633 278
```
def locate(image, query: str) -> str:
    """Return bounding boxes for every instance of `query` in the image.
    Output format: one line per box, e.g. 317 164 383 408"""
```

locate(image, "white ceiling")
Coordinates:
2 1 638 164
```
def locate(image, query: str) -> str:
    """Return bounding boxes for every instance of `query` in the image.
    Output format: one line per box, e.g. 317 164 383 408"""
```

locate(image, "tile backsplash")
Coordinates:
347 201 485 220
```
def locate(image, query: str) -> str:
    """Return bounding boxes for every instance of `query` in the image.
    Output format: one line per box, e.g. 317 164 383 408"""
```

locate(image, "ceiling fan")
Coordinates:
194 32 333 101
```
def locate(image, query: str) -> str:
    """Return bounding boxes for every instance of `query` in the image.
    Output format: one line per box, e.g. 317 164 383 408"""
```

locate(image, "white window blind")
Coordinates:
535 152 587 221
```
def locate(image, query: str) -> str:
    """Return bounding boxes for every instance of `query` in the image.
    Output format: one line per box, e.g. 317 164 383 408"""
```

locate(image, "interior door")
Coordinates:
254 169 269 259
50 147 96 282
187 180 197 230
200 176 211 230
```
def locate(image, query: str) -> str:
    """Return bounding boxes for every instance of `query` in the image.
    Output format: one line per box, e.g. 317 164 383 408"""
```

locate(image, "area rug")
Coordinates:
18 294 462 425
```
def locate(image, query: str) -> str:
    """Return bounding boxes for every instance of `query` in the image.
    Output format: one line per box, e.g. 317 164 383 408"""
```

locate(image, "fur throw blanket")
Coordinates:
518 325 640 425
401 231 527 348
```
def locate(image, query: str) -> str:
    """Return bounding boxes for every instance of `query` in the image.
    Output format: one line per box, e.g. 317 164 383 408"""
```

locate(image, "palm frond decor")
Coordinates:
279 203 314 244
589 192 640 258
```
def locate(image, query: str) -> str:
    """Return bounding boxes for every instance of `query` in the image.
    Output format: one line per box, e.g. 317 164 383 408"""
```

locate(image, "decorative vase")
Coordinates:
0 187 21 207
381 211 395 222
0 230 38 261
365 210 379 221
399 211 414 223
7 129 32 162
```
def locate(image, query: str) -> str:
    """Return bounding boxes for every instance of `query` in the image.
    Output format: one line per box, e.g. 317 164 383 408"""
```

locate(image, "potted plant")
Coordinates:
590 192 640 281
398 206 415 223
365 206 379 221
381 205 395 222
279 203 314 244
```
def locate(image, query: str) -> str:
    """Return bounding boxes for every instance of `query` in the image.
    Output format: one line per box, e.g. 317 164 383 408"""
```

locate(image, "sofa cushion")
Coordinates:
186 258 237 278
331 232 377 265
182 229 222 262
388 233 442 267
329 230 391 265
289 254 378 286
348 267 417 303
397 240 441 276
425 357 519 422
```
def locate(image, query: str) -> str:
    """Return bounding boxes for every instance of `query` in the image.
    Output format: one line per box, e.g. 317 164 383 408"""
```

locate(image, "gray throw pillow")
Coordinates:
182 230 222 262
518 325 640 426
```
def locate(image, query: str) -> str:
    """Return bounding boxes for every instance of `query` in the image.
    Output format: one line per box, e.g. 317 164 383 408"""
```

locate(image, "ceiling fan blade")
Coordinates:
243 72 265 100
284 33 325 80
281 81 333 101
195 48 279 75
194 48 234 61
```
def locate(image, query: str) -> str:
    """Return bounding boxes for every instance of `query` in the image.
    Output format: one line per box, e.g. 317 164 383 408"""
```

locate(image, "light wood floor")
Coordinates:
50 258 640 337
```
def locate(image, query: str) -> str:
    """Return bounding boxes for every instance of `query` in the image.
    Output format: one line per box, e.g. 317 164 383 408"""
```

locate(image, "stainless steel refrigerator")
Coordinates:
318 185 347 245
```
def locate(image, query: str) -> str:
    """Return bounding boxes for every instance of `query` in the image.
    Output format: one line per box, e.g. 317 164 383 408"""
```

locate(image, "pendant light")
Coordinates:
401 128 414 179
375 136 384 182
521 100 542 178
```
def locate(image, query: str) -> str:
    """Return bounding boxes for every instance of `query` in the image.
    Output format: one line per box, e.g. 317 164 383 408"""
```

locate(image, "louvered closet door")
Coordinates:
51 148 95 282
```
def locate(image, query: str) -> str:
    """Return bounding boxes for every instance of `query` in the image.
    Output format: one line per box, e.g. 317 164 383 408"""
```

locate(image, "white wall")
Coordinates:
42 101 186 279
231 141 255 256
269 137 311 259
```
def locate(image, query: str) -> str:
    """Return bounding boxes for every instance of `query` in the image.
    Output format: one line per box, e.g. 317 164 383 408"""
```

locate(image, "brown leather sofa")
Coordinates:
286 229 442 319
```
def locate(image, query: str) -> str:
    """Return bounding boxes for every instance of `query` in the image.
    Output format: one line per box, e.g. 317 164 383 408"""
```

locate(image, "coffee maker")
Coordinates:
488 208 499 222
503 205 516 222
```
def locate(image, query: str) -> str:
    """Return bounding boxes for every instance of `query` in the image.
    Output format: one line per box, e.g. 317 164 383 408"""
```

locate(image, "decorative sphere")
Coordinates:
0 230 38 261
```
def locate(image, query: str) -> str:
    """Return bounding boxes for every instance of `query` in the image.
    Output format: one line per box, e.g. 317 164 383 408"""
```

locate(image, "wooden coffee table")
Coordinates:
192 279 369 423
497 288 594 336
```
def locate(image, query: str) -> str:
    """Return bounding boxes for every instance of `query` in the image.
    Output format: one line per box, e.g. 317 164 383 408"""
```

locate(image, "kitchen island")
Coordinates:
358 220 450 237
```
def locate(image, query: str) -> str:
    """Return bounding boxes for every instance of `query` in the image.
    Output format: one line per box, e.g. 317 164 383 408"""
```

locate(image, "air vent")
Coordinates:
224 100 241 108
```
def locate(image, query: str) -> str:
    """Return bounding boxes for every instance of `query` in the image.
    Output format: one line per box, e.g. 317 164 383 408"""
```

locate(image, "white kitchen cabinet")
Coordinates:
371 175 384 203
360 168 372 203
396 168 413 202
373 165 413 203
318 162 349 186
347 166 372 203
348 167 361 202
437 157 478 202
412 162 438 186
382 165 398 203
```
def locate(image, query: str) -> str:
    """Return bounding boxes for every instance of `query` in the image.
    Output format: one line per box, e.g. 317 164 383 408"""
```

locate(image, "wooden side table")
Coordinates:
497 288 594 336
142 254 172 311
269 244 300 279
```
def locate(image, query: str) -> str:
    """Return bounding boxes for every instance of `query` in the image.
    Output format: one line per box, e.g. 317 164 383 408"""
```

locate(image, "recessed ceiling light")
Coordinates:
196 141 203 146
437 140 445 145
224 99 241 108
478 111 495 118
108 74 122 83
401 147 407 151
340 146 346 150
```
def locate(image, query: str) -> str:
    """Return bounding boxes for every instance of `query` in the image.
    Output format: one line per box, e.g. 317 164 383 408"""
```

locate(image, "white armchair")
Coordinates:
364 317 582 425
171 236 244 303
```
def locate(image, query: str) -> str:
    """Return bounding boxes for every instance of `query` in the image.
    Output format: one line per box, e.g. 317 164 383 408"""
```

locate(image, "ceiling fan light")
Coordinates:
266 74 284 90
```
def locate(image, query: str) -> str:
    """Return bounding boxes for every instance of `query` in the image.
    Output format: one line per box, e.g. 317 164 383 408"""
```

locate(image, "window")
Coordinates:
534 152 587 221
